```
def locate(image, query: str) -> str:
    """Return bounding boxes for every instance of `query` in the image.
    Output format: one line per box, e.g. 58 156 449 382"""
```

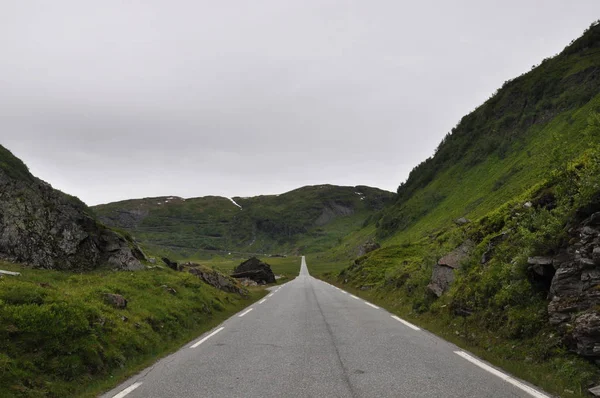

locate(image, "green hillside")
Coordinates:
310 22 600 397
92 185 393 258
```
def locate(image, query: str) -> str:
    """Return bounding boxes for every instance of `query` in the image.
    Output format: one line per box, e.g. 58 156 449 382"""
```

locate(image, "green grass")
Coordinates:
0 260 264 397
92 185 393 257
197 255 302 283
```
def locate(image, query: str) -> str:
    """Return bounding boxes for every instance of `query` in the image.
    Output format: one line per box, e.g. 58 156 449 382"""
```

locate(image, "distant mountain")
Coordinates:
0 145 146 270
92 185 394 257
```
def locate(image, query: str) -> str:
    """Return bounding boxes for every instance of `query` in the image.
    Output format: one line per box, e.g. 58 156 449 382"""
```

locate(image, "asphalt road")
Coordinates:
102 257 551 398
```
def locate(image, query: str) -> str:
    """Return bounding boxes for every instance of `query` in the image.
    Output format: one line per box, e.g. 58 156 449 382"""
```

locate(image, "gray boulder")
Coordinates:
428 241 473 297
188 266 247 295
0 145 145 270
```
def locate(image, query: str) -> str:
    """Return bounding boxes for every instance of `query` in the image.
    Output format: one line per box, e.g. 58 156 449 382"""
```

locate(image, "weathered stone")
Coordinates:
104 293 127 309
0 146 145 271
548 210 600 358
455 217 470 225
357 241 381 257
188 266 247 295
589 384 600 396
428 241 474 297
231 257 276 284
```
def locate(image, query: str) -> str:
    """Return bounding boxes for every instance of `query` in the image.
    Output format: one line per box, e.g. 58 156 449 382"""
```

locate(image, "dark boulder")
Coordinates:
162 257 178 271
231 257 276 284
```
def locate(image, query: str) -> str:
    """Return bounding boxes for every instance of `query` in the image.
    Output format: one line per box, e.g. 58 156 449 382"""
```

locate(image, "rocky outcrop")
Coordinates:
547 211 600 357
428 241 473 297
0 145 145 270
187 265 247 295
231 257 276 284
357 241 381 257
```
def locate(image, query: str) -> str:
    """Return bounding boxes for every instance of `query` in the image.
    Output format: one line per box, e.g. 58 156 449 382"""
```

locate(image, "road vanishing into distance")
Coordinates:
102 257 550 398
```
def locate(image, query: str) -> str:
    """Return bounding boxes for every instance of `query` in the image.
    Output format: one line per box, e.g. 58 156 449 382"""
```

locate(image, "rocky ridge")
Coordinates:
0 145 145 270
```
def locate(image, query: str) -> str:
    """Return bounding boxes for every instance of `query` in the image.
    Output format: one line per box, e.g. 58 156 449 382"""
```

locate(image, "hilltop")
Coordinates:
92 185 394 258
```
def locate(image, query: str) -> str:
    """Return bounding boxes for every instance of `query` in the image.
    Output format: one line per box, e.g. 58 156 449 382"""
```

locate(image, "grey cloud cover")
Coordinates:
1 1 598 205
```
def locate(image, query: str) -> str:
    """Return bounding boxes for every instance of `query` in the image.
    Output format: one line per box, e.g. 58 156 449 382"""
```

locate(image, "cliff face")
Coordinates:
0 145 145 270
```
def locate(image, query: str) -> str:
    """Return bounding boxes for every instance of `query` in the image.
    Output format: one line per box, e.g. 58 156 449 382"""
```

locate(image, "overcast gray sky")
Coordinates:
1 1 598 205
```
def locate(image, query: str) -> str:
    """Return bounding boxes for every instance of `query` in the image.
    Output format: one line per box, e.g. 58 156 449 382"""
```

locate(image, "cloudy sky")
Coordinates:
1 1 598 205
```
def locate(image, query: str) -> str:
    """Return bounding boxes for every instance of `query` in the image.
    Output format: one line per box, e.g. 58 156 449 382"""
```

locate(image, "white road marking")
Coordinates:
351 295 360 300
342 291 348 295
454 351 549 398
191 327 225 348
239 308 254 317
112 382 143 398
364 302 379 309
267 293 274 298
391 315 420 331
259 299 267 304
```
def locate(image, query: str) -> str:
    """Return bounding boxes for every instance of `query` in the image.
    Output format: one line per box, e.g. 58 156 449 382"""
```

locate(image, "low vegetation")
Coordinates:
0 261 264 398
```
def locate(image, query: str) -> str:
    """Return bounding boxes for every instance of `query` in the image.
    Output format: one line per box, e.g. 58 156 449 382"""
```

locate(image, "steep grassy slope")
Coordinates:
311 22 600 397
93 185 393 258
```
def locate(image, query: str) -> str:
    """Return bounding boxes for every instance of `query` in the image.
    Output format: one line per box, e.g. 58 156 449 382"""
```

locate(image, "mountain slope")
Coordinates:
310 22 600 397
0 145 145 270
93 185 393 258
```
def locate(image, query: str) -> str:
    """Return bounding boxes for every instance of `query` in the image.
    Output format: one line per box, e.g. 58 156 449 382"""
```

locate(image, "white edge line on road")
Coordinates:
190 327 224 348
391 315 420 331
454 351 549 398
112 382 143 398
351 295 360 300
365 302 379 309
342 291 348 295
267 293 274 298
238 308 253 318
259 299 267 304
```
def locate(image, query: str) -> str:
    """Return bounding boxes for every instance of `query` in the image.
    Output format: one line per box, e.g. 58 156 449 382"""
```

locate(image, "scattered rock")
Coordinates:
38 282 51 288
0 270 21 276
523 201 533 209
589 385 600 397
160 285 177 295
455 217 470 225
162 257 178 271
148 257 156 264
188 266 247 295
104 293 127 309
357 241 381 257
238 278 258 287
428 241 474 297
231 257 276 284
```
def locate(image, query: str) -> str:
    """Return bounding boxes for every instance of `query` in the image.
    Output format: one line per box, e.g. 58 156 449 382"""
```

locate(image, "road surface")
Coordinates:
102 257 550 398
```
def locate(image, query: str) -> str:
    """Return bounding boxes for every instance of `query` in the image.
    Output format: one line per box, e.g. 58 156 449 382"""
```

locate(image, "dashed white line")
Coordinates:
112 382 143 398
191 327 225 348
239 308 254 317
454 351 549 398
267 293 274 298
259 299 267 304
364 302 379 309
391 315 420 331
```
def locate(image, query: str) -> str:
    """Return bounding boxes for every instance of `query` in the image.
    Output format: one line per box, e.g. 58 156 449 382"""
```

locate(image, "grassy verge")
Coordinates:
0 261 265 397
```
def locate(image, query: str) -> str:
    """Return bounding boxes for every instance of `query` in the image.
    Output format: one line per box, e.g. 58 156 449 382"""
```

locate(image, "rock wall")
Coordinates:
0 146 145 270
